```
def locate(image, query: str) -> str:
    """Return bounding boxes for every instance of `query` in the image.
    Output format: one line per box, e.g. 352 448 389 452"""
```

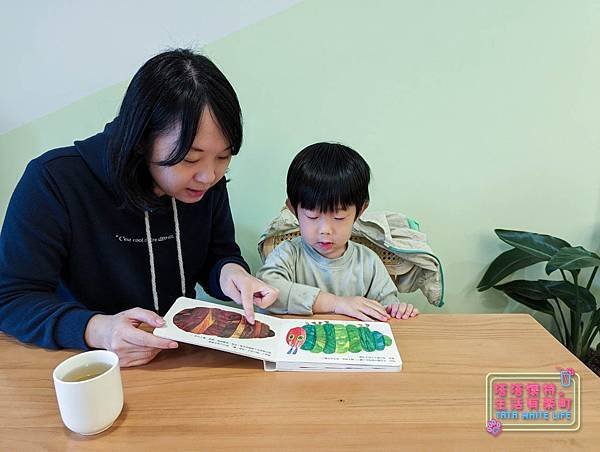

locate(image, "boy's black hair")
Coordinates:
108 48 242 211
287 142 370 215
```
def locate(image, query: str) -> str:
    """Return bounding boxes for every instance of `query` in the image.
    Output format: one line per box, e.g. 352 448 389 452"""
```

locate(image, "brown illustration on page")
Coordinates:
173 307 275 339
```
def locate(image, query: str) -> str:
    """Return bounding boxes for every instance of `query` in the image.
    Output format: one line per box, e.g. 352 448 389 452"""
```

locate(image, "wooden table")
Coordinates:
1 314 599 450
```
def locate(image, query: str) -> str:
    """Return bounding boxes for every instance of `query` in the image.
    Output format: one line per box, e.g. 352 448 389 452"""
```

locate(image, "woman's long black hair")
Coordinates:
108 48 242 211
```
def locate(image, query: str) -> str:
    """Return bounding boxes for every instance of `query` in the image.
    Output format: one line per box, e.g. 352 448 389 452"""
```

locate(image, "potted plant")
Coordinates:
478 229 600 374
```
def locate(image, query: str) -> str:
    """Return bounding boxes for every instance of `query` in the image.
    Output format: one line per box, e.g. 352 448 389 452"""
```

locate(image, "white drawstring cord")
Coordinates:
144 210 159 311
144 198 186 312
171 197 186 297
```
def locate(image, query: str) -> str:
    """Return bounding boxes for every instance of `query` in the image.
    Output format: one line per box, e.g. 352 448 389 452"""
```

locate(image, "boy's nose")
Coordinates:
318 220 333 235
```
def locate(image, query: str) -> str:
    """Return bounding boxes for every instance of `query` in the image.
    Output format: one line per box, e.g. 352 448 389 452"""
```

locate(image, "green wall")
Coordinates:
1 0 599 319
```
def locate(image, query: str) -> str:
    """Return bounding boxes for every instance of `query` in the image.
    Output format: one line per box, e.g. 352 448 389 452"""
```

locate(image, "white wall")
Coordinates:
0 0 300 133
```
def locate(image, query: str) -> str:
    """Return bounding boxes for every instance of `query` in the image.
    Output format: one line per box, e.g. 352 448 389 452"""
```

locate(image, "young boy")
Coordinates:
257 142 418 322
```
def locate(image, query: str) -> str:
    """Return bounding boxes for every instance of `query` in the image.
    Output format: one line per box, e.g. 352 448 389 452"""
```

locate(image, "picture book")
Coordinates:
154 297 402 372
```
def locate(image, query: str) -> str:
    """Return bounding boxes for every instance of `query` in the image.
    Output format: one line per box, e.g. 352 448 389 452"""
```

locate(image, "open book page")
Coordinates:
265 319 402 371
154 297 284 362
155 297 402 372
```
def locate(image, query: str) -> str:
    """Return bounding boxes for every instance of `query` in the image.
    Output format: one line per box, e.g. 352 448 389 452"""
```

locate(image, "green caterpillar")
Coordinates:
285 323 392 355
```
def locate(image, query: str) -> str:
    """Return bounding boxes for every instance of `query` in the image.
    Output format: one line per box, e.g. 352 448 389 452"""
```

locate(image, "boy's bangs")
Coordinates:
298 182 358 213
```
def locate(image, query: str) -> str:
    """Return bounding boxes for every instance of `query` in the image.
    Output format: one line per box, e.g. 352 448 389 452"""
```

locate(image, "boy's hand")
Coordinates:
386 302 419 319
333 296 390 322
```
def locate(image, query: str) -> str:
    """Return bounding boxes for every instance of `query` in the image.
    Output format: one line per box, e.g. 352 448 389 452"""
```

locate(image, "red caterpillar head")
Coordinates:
286 326 306 355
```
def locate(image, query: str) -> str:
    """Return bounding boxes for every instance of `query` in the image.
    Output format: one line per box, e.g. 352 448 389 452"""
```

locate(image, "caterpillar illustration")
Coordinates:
173 307 275 339
286 323 392 355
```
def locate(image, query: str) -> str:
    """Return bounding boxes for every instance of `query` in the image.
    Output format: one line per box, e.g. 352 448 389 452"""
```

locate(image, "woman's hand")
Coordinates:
84 308 178 367
219 263 279 324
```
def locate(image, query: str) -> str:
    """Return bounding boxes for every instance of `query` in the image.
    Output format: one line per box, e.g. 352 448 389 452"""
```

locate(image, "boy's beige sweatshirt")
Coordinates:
257 236 399 314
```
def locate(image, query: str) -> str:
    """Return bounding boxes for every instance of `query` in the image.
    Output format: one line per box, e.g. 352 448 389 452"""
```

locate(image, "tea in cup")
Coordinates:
53 350 123 435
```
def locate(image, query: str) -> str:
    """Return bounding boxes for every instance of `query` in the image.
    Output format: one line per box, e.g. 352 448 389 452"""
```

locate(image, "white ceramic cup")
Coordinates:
53 350 123 435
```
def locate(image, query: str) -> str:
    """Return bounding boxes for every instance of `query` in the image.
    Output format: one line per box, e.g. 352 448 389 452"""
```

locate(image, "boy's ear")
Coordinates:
357 202 369 218
285 198 297 216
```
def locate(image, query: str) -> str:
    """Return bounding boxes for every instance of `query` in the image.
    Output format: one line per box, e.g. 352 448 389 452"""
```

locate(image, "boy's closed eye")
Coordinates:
305 214 346 221
301 208 350 221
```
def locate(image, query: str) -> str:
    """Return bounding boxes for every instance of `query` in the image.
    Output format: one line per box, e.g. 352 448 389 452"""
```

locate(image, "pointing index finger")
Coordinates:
240 284 255 324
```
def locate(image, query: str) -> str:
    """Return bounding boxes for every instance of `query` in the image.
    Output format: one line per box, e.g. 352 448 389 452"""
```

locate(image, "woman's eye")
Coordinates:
218 155 231 161
183 159 199 164
335 217 346 221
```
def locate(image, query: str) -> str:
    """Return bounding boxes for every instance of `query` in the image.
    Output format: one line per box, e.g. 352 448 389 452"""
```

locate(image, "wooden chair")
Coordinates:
260 230 412 285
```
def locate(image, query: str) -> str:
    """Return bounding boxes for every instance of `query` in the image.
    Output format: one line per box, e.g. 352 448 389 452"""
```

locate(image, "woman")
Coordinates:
0 49 278 366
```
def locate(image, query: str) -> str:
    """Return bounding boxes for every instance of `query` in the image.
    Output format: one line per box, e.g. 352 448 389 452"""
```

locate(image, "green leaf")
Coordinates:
504 293 555 316
478 248 545 291
582 308 600 342
540 280 597 313
493 280 555 315
545 246 600 274
495 229 571 260
592 309 600 328
495 280 551 300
